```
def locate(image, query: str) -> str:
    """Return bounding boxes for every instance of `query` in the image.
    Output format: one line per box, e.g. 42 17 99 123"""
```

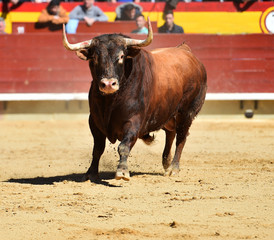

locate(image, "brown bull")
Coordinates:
63 18 207 181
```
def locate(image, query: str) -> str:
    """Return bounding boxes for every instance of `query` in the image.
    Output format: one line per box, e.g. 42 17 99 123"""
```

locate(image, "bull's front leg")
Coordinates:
115 124 138 181
83 115 106 182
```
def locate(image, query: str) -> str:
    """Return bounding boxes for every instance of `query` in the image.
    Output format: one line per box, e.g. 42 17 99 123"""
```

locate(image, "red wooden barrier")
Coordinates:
12 21 158 34
0 33 273 96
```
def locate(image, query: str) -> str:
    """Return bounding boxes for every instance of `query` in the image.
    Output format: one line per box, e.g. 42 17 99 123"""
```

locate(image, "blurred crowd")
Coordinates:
0 0 271 2
0 0 272 35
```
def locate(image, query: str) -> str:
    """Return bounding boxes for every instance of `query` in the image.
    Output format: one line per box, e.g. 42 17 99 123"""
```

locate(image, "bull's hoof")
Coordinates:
162 155 172 170
164 167 180 177
162 161 171 171
115 169 130 181
82 173 101 183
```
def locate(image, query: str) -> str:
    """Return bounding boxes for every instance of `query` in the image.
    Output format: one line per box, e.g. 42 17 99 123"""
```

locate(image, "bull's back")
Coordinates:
143 45 205 131
151 44 205 100
151 44 201 88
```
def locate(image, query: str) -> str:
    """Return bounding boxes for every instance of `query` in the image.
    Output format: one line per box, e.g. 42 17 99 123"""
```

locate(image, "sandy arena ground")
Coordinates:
0 116 273 240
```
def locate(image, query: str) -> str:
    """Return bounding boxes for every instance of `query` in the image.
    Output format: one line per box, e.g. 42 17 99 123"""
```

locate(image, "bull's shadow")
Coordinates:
6 172 115 187
5 171 160 187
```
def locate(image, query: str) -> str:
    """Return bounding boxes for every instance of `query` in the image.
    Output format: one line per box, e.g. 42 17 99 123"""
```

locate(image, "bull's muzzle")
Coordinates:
99 78 119 94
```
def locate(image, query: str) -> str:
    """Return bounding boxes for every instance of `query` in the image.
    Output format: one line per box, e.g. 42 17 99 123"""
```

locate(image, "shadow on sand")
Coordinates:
5 171 161 187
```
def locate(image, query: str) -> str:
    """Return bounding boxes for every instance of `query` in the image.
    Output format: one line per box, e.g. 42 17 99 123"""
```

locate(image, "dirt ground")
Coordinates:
0 116 273 240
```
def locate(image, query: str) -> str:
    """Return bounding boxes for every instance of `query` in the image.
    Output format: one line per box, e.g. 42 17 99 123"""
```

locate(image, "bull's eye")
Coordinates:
118 55 124 64
117 51 124 64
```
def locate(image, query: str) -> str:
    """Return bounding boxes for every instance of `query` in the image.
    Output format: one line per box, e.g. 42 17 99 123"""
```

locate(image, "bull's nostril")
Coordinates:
100 79 118 92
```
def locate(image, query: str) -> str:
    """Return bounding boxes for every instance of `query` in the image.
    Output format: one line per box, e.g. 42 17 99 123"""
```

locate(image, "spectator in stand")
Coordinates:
66 0 108 34
158 10 184 33
115 3 142 21
131 14 148 34
1 0 24 19
0 17 7 34
38 0 69 25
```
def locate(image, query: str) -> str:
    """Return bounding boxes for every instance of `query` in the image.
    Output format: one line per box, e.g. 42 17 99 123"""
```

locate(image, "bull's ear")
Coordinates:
127 47 141 58
75 49 89 61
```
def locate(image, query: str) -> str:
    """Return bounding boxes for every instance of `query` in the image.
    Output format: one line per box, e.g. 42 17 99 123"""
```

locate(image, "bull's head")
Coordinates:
63 18 153 95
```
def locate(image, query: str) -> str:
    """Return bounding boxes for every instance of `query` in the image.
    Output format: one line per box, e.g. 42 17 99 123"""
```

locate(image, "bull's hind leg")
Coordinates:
162 117 176 170
166 81 207 176
162 129 176 171
165 111 192 176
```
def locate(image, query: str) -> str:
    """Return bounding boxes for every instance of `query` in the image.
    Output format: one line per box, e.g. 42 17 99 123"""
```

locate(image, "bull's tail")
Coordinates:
141 133 155 145
189 65 207 120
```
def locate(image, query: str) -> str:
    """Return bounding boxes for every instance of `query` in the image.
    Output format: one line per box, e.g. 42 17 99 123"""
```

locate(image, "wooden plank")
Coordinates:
3 34 273 59
12 21 158 34
0 82 90 93
202 59 274 72
147 34 274 49
0 93 88 101
208 78 274 93
9 27 273 49
76 21 158 34
0 58 86 71
0 69 90 82
194 48 274 60
0 34 273 94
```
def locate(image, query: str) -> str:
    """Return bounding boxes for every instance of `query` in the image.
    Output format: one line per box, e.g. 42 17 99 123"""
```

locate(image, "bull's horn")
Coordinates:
124 16 153 47
62 24 93 51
